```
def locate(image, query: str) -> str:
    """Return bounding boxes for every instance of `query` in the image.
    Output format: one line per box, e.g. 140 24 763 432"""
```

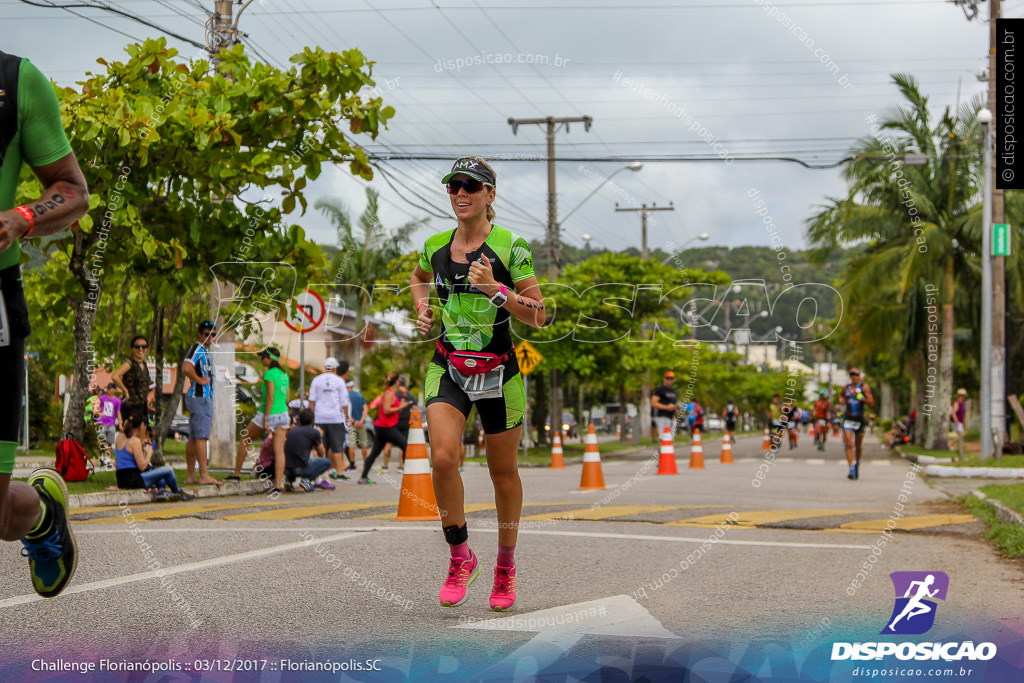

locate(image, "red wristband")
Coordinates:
14 206 34 238
415 300 428 312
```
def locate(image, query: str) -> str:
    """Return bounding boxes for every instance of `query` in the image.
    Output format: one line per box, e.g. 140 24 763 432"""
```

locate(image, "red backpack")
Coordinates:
55 435 94 482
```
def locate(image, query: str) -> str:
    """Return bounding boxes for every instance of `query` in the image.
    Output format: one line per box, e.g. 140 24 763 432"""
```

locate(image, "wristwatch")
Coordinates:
489 283 508 308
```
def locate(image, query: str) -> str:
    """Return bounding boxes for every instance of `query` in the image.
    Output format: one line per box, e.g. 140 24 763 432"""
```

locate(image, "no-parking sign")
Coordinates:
284 289 325 334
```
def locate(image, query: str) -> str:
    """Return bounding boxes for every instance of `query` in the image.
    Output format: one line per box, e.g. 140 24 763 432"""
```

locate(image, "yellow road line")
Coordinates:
224 502 390 521
523 504 726 522
77 501 284 524
668 509 875 528
833 514 978 533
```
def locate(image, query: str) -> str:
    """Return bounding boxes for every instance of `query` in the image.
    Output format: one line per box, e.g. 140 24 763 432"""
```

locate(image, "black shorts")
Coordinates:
0 265 30 443
318 423 347 452
725 419 736 432
424 362 525 435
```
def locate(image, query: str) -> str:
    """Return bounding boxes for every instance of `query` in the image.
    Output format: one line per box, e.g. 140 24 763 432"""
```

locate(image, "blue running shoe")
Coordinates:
20 468 78 598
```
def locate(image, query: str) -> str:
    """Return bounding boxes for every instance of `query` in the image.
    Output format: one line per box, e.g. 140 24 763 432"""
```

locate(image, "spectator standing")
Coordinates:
96 383 121 464
230 347 290 491
651 371 678 437
346 380 368 472
308 357 350 479
284 408 333 491
950 388 967 455
182 321 220 486
112 335 151 423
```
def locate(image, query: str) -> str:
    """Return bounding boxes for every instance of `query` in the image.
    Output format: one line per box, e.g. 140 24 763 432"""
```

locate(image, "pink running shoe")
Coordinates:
439 550 479 607
490 565 517 612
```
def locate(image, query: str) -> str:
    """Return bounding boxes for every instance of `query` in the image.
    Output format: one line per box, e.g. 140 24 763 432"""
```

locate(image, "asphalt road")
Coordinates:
2 431 1022 682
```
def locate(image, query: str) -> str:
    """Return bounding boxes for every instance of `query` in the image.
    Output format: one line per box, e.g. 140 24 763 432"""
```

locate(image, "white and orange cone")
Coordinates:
761 427 771 453
395 409 441 521
656 425 679 475
578 423 605 490
720 432 733 464
689 427 705 469
550 431 565 469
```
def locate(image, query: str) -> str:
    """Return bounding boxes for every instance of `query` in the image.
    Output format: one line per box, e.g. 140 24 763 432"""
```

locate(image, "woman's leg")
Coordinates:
427 403 468 533
485 426 524 551
141 465 178 493
272 427 288 489
234 422 264 476
361 434 388 480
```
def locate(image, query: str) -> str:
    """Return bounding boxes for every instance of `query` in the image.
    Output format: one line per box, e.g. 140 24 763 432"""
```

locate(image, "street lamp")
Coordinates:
662 232 709 266
979 106 994 459
561 162 642 226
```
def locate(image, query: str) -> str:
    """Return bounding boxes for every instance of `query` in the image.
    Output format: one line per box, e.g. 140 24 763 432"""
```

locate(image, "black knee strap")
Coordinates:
443 523 468 546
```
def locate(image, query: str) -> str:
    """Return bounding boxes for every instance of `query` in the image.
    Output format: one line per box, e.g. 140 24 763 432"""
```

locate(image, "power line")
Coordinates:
15 0 209 51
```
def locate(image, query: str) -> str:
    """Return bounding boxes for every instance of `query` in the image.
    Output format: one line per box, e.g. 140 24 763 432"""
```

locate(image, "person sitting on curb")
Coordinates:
114 414 193 501
284 409 334 492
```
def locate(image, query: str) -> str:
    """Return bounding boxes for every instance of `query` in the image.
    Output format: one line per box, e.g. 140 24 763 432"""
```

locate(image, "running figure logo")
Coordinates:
881 571 949 635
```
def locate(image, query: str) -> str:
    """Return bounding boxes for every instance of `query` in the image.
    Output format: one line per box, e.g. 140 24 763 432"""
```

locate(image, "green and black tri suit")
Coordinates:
420 224 535 433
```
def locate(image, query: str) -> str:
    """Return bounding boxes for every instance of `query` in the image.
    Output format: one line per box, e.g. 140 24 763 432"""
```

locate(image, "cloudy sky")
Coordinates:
0 0 996 254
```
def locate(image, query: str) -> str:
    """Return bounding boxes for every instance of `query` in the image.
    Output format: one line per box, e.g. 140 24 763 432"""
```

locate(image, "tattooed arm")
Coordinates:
0 152 89 252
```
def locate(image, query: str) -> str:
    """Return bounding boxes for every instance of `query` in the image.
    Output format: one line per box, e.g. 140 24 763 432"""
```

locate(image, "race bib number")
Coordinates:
817 419 827 427
448 363 504 401
843 419 861 431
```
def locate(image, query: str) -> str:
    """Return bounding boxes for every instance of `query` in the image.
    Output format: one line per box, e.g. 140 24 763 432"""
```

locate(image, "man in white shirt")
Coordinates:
308 357 351 479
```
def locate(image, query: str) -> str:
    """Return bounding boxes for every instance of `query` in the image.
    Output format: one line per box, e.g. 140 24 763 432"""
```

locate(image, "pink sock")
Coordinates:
497 544 516 568
450 541 472 561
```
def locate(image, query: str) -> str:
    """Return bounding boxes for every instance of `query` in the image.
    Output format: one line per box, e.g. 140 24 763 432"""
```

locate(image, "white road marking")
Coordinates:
77 525 871 549
0 531 360 610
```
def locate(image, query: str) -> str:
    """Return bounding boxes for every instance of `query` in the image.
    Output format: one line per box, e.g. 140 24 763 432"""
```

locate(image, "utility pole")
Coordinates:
957 0 1005 458
614 202 674 259
614 202 674 441
989 0 1007 457
508 115 592 445
207 0 257 468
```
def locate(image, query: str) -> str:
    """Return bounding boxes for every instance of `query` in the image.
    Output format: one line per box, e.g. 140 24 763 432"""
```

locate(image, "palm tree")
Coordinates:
806 74 984 449
316 188 425 386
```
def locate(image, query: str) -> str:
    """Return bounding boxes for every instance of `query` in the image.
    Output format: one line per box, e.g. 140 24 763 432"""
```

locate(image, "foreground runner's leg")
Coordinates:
428 401 479 607
485 425 522 612
14 467 78 597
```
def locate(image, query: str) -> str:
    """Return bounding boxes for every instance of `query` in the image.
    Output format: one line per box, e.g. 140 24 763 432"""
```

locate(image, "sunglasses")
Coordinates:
849 372 860 376
204 331 217 337
133 344 148 350
446 178 486 195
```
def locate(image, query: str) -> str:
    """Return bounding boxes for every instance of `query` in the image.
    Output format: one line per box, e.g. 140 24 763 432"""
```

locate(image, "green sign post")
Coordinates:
994 224 1011 256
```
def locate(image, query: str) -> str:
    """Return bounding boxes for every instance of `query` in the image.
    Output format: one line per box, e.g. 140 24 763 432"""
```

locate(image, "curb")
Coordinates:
70 479 270 509
893 447 1024 479
972 491 1024 526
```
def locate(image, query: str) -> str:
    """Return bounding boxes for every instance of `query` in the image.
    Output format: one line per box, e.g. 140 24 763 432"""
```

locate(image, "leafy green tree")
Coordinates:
317 188 423 387
22 38 394 445
806 74 987 449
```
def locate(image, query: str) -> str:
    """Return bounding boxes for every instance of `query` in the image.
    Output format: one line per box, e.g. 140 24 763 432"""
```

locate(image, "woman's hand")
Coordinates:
468 257 498 296
416 305 435 337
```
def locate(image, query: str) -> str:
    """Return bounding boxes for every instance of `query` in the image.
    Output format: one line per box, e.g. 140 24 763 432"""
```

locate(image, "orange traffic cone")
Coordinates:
656 426 679 475
808 422 815 438
616 423 621 438
689 427 705 469
761 427 771 452
395 409 441 521
550 431 565 469
720 432 733 464
578 423 605 490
